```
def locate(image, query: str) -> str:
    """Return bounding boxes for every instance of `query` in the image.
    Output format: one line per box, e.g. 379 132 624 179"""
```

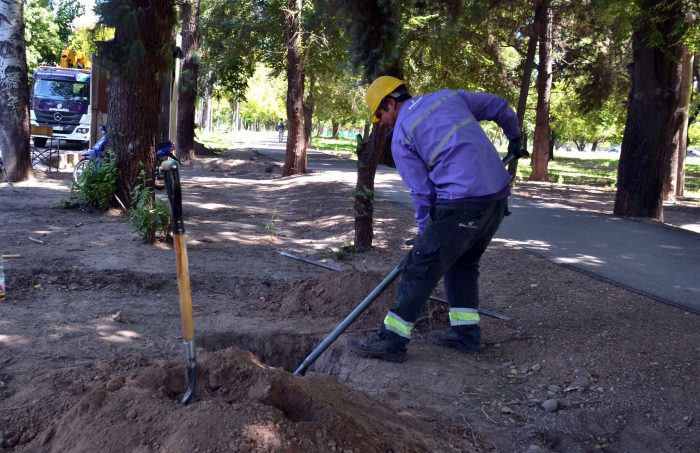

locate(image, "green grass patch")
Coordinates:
312 137 358 154
195 129 231 150
511 154 700 196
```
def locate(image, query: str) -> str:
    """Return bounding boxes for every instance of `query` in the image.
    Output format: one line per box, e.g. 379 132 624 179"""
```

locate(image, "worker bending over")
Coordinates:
347 76 522 363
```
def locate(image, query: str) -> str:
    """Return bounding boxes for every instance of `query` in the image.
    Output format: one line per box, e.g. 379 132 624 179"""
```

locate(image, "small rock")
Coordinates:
525 445 543 453
548 384 562 394
684 415 693 426
105 376 125 391
542 399 558 412
531 363 541 372
126 408 138 420
566 375 590 392
500 406 514 414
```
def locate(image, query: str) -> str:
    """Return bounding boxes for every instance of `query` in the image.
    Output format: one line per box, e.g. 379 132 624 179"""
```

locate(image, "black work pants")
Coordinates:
382 197 508 343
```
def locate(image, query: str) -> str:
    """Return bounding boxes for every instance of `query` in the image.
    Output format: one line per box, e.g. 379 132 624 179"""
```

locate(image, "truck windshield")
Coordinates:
33 79 89 102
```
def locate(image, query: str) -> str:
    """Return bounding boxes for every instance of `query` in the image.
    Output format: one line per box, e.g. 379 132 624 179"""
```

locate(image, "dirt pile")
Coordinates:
279 270 398 328
8 348 459 452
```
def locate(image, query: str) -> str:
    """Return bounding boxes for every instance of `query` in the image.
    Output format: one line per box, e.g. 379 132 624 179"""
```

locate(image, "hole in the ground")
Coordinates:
199 331 325 372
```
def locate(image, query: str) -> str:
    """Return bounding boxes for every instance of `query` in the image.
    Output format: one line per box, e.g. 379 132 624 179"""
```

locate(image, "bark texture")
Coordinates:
107 0 176 204
176 0 200 161
281 0 307 176
614 0 687 220
354 124 392 251
0 0 32 181
530 0 552 181
672 49 694 197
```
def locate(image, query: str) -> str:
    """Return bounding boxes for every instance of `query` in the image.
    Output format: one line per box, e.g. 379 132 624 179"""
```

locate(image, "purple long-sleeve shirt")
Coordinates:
391 90 521 231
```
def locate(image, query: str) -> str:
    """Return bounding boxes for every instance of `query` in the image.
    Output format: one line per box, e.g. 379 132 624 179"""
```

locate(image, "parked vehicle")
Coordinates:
30 49 92 148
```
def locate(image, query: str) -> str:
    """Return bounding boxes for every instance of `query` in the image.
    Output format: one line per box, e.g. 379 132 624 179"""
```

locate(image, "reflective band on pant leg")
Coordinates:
383 312 414 339
449 308 480 326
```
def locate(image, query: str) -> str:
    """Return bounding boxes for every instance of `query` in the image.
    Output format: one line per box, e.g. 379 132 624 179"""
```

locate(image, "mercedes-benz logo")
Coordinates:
53 112 63 122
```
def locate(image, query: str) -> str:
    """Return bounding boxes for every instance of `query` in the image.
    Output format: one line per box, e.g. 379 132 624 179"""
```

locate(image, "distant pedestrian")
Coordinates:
347 76 522 362
277 119 285 142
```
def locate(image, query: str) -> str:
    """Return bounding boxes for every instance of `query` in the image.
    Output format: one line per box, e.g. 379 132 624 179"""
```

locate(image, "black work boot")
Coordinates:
347 332 407 363
427 329 480 354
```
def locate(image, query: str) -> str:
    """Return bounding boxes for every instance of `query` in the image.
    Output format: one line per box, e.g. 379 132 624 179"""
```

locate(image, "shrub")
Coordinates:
129 182 172 243
71 154 118 209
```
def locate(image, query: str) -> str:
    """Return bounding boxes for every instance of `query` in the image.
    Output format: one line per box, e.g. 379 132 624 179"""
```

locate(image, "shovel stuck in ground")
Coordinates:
162 161 197 404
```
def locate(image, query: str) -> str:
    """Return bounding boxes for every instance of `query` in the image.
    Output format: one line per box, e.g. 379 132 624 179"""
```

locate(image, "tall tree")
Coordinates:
668 47 695 198
345 0 402 251
508 0 542 180
530 0 553 181
176 0 200 161
614 0 694 220
0 0 33 181
95 0 176 203
281 0 307 176
54 0 84 45
24 0 62 72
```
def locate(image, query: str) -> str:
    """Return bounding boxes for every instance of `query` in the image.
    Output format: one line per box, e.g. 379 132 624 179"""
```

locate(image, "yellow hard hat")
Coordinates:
366 76 405 123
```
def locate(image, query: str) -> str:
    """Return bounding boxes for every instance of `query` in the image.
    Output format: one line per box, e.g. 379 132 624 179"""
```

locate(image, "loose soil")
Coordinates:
1 140 698 452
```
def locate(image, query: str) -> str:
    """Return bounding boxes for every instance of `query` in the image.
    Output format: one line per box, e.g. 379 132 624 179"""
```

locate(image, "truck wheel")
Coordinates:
33 137 47 148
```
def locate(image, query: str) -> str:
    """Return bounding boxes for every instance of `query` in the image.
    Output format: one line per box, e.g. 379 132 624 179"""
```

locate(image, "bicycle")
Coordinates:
73 126 180 186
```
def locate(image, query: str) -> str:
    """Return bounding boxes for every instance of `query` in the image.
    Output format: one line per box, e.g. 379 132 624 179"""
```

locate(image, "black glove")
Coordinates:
404 233 420 246
508 136 523 155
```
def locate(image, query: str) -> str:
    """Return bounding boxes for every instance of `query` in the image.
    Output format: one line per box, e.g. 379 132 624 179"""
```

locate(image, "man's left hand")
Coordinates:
508 136 523 155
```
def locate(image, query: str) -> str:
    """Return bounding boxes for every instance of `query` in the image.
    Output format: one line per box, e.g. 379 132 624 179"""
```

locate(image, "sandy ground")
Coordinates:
0 146 698 452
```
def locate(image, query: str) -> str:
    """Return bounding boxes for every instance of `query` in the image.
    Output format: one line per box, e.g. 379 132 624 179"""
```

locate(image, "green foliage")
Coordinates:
70 154 118 209
129 183 171 243
239 64 286 126
265 206 278 237
332 241 356 260
94 0 176 75
24 0 62 72
54 0 85 45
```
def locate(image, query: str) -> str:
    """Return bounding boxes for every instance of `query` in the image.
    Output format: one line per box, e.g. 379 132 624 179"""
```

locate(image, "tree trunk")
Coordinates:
200 83 210 130
0 0 32 182
614 0 687 220
303 74 315 148
354 124 391 251
281 0 307 176
108 0 175 205
508 0 543 180
530 0 552 181
176 0 200 161
331 121 340 139
673 49 694 197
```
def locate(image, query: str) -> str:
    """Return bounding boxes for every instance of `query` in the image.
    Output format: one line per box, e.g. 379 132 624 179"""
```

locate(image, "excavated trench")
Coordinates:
198 330 326 373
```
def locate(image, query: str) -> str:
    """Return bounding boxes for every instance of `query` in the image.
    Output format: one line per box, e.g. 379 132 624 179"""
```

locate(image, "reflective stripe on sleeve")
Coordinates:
449 308 480 326
383 312 414 339
405 92 458 146
427 114 475 169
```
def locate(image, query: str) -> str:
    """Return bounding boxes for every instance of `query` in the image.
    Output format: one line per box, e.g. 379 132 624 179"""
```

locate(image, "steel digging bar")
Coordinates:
163 161 197 405
292 142 528 376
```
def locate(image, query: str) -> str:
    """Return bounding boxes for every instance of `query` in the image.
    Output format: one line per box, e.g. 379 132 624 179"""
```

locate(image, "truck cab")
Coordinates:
30 50 92 148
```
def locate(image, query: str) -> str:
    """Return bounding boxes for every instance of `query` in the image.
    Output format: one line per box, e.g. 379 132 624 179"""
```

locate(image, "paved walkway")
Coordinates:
249 133 700 314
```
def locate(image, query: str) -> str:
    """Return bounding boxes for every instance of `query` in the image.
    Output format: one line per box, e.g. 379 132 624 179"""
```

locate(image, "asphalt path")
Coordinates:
251 134 700 314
